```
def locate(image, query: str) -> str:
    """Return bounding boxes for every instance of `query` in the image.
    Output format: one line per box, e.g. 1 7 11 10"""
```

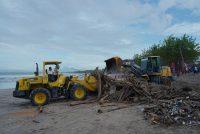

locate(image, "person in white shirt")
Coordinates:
48 67 54 75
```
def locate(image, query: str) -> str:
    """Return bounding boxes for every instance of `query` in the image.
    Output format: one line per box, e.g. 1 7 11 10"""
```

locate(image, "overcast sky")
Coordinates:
1 0 200 71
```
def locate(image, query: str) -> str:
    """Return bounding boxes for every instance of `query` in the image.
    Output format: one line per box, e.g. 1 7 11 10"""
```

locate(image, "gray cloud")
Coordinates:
0 0 200 70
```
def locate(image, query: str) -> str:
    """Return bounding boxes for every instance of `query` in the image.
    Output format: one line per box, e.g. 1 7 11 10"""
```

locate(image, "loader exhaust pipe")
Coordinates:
34 63 39 76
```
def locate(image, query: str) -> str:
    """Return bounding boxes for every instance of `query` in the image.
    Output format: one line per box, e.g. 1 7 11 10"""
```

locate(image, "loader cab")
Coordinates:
43 61 62 83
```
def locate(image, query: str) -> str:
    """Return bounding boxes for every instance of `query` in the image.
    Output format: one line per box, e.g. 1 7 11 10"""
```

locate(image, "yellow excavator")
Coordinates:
105 56 172 85
13 61 97 106
140 56 172 85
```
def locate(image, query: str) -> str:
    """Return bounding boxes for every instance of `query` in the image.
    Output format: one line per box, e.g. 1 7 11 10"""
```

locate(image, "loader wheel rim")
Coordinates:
74 88 85 99
34 93 46 105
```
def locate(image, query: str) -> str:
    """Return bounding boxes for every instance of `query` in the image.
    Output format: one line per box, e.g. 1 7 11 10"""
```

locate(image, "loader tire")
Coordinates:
30 88 50 106
70 84 87 100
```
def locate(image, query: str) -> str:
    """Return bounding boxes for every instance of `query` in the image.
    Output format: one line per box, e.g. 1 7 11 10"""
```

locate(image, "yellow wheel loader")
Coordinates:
13 61 97 106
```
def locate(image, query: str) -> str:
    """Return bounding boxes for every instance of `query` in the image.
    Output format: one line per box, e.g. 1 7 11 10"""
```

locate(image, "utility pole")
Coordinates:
179 46 185 73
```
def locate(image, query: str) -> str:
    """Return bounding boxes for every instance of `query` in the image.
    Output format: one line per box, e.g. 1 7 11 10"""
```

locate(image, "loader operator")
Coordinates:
48 67 54 74
48 67 57 82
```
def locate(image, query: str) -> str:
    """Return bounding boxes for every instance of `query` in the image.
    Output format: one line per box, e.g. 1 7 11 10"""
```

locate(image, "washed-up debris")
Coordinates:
99 74 171 103
98 73 200 126
100 75 150 102
68 69 200 126
143 98 200 126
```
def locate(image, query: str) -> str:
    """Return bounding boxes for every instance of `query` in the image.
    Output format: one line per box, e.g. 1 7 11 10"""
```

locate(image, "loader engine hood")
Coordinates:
27 76 43 84
16 76 43 90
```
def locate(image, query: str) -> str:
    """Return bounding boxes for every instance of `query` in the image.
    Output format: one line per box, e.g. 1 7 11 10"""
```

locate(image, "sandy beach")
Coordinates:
1 74 200 134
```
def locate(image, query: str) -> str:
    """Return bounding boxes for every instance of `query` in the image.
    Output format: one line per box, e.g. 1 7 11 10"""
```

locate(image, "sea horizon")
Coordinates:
0 72 83 90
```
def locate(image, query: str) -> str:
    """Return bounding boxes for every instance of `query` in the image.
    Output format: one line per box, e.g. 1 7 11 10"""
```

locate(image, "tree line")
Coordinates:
134 34 200 71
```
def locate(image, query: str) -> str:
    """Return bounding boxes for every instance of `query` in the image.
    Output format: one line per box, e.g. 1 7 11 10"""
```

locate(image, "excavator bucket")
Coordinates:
104 57 123 74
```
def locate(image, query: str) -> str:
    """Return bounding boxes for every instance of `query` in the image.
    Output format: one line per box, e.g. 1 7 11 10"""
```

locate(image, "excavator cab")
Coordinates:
141 56 161 83
141 56 161 74
141 56 172 85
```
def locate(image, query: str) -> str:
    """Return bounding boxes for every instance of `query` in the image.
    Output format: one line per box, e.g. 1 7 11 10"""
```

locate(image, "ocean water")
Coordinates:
0 72 84 90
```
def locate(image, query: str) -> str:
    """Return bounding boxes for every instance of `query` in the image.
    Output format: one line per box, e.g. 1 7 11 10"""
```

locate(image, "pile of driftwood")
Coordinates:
99 75 149 103
97 74 200 126
98 75 173 104
69 70 200 126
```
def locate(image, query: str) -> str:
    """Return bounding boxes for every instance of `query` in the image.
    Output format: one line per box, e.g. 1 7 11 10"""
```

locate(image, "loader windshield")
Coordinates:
43 61 62 82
